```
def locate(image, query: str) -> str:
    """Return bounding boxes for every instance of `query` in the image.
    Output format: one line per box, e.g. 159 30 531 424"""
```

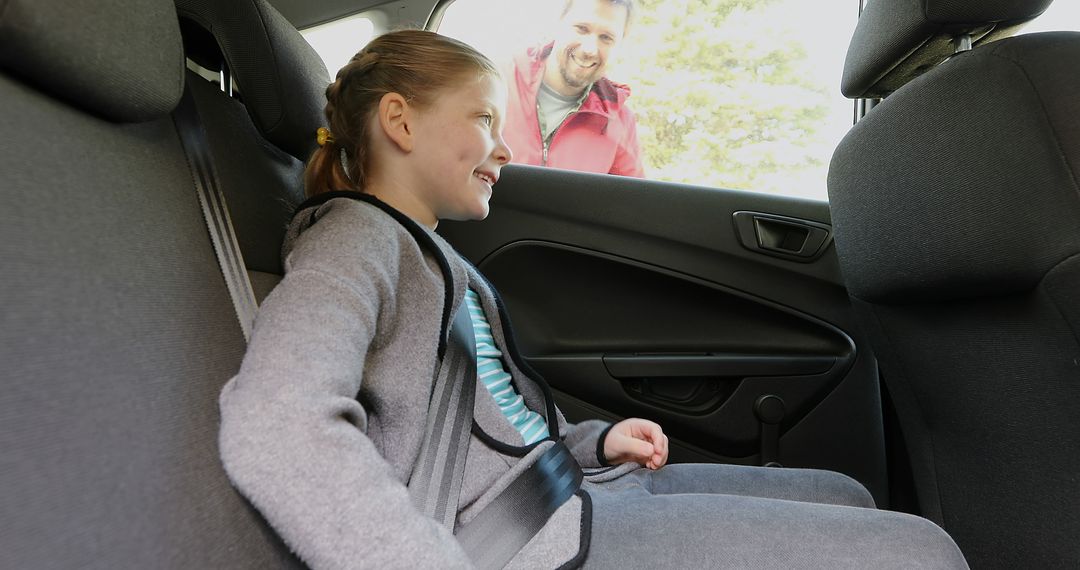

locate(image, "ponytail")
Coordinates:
303 140 351 197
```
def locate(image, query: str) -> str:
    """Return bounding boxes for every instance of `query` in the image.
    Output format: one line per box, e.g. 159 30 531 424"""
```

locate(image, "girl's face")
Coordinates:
409 73 512 223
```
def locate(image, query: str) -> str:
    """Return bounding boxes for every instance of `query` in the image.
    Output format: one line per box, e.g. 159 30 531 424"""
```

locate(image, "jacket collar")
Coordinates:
292 191 468 359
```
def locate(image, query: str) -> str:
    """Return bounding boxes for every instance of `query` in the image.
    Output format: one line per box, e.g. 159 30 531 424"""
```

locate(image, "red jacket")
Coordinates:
503 44 645 177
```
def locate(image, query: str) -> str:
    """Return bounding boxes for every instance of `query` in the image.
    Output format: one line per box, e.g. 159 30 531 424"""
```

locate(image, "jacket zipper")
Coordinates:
537 101 573 167
542 120 571 166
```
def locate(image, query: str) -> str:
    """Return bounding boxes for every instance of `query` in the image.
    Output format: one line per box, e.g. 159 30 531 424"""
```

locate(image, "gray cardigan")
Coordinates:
219 194 624 569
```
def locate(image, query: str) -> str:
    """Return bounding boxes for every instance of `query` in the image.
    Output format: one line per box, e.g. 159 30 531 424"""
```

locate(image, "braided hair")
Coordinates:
304 30 499 197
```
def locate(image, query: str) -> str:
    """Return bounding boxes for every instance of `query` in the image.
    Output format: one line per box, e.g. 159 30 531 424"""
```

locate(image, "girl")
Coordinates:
219 30 967 569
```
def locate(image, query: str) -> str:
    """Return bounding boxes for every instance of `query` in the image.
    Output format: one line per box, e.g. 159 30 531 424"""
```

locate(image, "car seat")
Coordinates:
828 0 1079 567
0 0 325 566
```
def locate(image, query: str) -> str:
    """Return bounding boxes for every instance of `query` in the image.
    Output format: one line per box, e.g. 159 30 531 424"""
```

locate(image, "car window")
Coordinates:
1021 2 1080 34
438 0 858 201
298 1 1080 201
301 14 376 77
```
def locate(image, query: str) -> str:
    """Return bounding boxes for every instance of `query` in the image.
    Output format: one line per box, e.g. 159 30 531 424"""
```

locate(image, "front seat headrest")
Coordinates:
0 0 184 123
841 0 1052 99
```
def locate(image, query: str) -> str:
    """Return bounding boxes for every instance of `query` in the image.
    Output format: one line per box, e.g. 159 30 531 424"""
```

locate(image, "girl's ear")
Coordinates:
377 92 414 153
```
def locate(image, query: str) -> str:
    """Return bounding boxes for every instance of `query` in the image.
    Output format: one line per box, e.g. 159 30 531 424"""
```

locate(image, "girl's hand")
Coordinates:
603 418 669 470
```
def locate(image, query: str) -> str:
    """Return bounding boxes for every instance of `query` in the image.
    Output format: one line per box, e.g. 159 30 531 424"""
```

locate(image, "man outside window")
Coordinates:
503 0 644 177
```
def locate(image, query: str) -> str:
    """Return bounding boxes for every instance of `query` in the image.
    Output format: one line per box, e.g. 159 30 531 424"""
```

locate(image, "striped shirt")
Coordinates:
464 289 549 445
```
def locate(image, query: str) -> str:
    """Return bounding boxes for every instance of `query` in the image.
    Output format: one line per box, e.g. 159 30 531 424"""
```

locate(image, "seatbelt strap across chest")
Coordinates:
408 297 583 570
409 302 478 529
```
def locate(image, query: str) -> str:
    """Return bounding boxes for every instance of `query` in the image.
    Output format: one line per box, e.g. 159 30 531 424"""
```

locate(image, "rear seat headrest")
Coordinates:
176 0 331 162
0 0 184 123
841 0 1052 99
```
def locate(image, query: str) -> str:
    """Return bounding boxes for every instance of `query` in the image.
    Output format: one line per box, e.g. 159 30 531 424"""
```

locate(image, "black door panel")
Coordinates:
439 164 888 504
479 241 854 460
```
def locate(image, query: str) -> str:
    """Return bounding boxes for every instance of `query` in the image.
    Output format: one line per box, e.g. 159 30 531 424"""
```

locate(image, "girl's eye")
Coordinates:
479 114 493 126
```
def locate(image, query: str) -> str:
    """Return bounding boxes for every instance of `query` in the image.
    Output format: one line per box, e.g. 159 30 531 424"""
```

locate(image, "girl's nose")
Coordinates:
494 135 512 165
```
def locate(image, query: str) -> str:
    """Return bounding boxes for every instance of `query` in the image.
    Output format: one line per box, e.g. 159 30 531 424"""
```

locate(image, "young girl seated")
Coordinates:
218 30 968 570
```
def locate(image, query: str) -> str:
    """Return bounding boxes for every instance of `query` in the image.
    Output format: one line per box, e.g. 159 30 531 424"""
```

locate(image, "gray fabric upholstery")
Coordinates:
250 269 284 303
830 33 1080 305
0 0 184 122
176 0 330 160
0 1 310 565
600 463 877 509
583 481 966 569
850 288 1080 568
841 0 1051 98
828 31 1080 568
188 72 305 275
178 0 318 278
0 72 302 568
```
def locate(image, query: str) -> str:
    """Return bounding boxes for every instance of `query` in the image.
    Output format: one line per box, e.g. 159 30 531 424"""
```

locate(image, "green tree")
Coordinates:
609 0 832 194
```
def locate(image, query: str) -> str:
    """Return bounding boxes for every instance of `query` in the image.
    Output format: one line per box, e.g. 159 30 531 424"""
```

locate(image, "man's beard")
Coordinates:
559 48 601 91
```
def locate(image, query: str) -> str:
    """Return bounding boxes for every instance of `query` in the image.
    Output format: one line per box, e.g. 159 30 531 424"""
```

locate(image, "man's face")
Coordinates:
551 0 628 92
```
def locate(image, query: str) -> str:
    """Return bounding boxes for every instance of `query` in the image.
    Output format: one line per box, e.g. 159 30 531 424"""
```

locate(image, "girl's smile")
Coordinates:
407 73 512 225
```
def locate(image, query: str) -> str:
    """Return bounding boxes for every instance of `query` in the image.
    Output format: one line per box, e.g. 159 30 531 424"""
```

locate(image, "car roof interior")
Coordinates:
270 0 440 29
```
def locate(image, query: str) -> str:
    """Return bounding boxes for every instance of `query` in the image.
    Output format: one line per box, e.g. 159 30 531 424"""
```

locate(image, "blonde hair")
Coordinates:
304 30 499 197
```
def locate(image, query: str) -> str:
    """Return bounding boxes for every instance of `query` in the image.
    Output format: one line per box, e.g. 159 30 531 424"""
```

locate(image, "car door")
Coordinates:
425 0 891 506
437 165 890 504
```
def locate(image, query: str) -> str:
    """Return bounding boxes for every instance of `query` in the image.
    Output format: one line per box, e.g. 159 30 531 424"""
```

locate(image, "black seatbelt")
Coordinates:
408 300 583 570
456 440 583 569
409 302 478 529
173 83 258 342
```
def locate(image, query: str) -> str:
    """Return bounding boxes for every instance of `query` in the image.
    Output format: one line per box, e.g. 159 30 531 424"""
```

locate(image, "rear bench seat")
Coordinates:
0 0 327 566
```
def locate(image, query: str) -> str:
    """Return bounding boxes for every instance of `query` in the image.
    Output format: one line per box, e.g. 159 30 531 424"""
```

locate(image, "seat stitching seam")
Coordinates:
1039 252 1080 345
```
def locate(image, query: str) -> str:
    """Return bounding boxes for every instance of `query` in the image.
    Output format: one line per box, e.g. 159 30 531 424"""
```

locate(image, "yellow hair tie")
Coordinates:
316 127 334 146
